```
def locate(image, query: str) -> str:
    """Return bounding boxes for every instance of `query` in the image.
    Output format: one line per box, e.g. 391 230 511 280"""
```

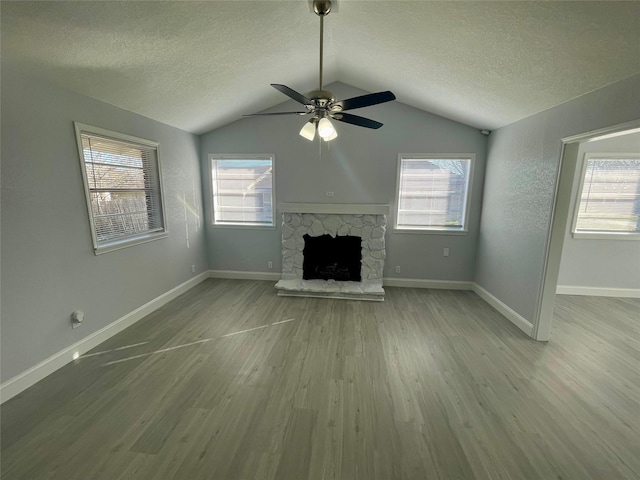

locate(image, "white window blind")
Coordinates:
211 155 275 227
75 123 166 253
574 154 640 234
395 156 473 231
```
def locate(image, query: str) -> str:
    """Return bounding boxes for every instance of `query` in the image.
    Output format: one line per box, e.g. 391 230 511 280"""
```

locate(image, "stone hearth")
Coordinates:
275 203 389 301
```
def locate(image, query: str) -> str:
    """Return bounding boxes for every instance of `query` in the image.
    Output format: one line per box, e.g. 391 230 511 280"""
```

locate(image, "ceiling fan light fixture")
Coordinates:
299 119 316 141
318 117 336 139
323 128 338 141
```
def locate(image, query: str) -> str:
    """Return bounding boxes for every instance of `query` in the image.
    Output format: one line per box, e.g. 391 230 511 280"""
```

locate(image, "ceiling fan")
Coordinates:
245 0 396 142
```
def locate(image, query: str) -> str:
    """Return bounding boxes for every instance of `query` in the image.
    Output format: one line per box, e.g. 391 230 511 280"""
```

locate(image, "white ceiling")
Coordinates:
2 1 639 134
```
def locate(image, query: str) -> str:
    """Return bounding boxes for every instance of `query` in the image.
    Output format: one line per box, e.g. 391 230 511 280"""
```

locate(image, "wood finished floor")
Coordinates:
1 280 638 480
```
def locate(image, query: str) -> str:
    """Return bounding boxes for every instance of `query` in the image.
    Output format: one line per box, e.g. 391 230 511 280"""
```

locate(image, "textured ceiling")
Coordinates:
2 1 639 134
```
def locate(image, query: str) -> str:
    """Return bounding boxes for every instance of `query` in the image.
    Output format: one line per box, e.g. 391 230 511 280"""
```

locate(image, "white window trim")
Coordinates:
209 154 276 229
393 153 475 234
571 152 640 240
74 122 168 255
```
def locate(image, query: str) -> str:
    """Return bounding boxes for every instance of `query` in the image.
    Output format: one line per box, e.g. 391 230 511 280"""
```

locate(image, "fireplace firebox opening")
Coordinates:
302 234 362 282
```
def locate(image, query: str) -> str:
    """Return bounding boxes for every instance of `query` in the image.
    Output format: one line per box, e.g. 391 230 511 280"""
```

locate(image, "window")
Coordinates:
572 153 640 238
394 154 474 233
210 154 275 227
74 123 167 254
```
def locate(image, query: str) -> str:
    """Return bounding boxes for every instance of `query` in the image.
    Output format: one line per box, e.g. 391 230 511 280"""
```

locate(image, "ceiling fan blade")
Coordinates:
331 91 396 112
243 111 310 116
271 84 313 106
331 112 383 129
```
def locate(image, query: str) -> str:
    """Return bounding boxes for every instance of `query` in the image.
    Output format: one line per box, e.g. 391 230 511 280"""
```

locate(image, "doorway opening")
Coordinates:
534 120 640 341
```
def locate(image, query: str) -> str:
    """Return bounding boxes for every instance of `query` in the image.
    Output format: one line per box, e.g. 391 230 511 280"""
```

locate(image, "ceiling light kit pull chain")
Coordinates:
245 0 396 142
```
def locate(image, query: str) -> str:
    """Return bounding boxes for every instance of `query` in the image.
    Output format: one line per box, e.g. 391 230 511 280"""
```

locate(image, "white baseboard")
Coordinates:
208 270 282 281
383 277 473 290
207 272 477 290
472 283 534 337
556 285 640 298
0 272 209 404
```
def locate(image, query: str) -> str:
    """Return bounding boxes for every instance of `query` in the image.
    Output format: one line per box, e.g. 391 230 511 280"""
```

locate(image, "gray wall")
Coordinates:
1 70 208 382
557 132 640 290
200 82 487 281
475 74 640 322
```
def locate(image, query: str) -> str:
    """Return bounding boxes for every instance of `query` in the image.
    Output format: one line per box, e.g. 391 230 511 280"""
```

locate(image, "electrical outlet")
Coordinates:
395 266 401 273
443 248 450 257
268 261 273 269
326 191 334 197
191 264 196 273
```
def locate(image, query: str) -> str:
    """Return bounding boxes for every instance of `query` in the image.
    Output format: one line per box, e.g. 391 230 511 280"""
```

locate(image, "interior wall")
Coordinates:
1 70 208 383
199 82 488 282
475 73 640 324
557 132 640 291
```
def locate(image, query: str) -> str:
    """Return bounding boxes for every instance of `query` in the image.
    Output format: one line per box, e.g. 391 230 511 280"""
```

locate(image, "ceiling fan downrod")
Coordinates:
314 0 332 91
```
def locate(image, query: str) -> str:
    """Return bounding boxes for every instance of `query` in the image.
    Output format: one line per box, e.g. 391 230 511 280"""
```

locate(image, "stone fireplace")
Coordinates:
275 203 389 301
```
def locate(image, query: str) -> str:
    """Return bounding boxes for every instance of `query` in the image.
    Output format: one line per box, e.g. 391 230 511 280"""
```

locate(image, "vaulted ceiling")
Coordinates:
2 1 639 134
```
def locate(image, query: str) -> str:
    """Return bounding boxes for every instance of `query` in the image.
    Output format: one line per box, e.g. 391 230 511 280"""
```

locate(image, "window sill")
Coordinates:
393 227 468 235
94 231 168 255
212 223 276 230
571 231 640 241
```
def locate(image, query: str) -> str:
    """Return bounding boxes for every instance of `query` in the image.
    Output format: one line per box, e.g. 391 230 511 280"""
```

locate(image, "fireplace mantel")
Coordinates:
280 203 390 215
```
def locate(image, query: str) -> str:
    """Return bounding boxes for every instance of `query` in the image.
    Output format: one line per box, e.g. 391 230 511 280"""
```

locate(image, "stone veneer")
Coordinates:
275 204 388 300
281 212 387 281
